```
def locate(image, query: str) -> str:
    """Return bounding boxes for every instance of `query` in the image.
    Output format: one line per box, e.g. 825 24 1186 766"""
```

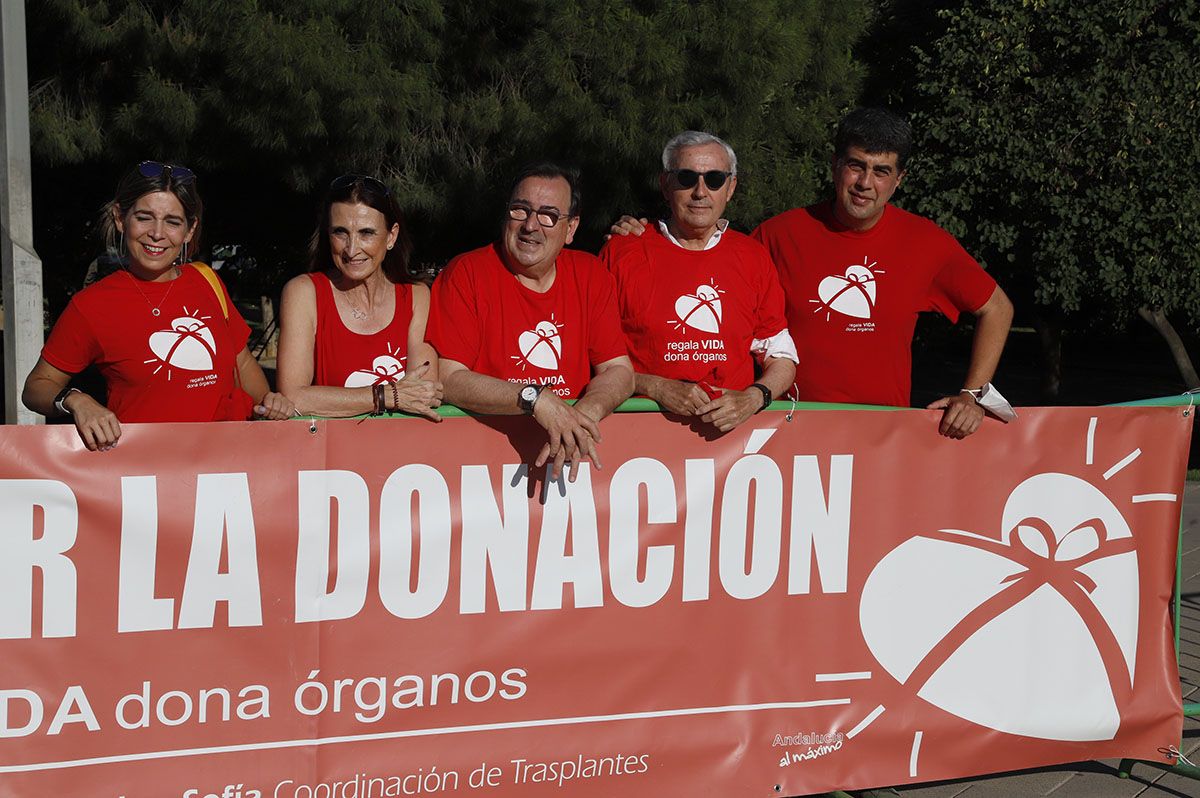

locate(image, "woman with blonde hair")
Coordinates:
23 161 293 450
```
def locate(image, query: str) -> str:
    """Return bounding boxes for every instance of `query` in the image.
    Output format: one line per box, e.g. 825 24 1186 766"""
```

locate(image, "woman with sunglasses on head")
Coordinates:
276 174 442 419
22 161 295 451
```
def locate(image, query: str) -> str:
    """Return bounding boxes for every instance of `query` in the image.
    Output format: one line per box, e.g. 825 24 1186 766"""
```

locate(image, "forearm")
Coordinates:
576 364 634 422
22 373 69 417
755 357 796 400
962 291 1014 389
442 370 524 415
237 350 271 401
285 385 379 418
634 372 671 401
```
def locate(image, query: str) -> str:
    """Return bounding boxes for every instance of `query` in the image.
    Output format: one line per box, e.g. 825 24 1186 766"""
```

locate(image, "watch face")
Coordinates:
520 386 538 402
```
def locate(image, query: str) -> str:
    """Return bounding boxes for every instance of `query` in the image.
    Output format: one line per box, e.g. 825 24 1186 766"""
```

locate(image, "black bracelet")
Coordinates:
372 383 386 415
750 383 772 413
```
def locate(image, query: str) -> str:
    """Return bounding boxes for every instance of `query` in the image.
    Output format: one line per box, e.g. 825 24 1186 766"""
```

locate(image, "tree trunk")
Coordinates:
1137 306 1200 389
1033 314 1062 403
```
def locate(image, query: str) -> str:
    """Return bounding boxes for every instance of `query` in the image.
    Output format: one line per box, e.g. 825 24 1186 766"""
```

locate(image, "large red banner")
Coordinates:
0 406 1191 797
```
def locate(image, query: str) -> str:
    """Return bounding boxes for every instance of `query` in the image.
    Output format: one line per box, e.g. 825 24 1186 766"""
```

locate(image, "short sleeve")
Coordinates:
926 236 997 322
751 247 790 340
41 298 101 374
427 258 481 367
217 274 252 351
585 265 629 366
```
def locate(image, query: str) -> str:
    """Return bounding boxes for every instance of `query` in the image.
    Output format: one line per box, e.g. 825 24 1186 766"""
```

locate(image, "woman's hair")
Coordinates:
307 175 415 284
99 162 204 258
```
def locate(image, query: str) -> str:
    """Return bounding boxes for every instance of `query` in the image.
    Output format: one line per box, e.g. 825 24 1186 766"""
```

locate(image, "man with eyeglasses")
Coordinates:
599 131 798 432
428 163 633 481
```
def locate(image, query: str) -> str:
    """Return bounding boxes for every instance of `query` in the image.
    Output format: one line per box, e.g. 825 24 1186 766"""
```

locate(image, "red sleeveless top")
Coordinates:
310 271 415 387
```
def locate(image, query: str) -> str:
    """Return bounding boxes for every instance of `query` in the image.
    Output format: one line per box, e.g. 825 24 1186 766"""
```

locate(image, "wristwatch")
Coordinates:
517 384 544 415
54 387 82 416
749 383 772 413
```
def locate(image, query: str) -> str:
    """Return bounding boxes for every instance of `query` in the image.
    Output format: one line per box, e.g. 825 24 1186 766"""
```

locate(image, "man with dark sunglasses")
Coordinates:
599 131 798 432
609 111 1014 439
428 163 633 482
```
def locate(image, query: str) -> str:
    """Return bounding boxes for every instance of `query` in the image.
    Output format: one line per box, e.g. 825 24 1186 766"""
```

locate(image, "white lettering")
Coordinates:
608 458 676 607
294 470 370 622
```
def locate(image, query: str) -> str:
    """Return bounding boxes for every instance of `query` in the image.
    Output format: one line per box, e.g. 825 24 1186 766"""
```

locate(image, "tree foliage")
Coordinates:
864 0 1200 331
29 0 869 306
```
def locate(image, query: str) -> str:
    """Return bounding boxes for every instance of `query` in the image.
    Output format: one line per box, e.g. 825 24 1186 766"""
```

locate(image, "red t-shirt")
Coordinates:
42 265 253 421
600 225 789 390
752 203 997 407
309 271 415 387
427 243 627 399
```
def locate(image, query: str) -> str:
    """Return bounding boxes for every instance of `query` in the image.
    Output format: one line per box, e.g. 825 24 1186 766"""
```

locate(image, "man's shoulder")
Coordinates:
717 227 769 255
754 203 829 238
437 243 503 287
598 224 661 261
558 246 605 270
559 248 617 292
885 204 957 241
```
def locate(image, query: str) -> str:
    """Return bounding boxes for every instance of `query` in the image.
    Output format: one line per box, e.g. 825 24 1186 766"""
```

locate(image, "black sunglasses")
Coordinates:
330 173 391 197
670 169 733 191
138 161 196 184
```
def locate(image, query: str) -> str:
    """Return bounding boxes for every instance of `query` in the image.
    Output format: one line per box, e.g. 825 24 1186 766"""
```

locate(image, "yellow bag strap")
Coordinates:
188 262 229 321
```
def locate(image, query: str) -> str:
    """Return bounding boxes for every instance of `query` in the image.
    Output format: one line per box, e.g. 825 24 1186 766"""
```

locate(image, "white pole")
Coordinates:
0 0 43 424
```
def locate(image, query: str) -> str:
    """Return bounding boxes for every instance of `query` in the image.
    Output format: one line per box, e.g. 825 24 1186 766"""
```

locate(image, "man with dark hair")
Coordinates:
600 131 797 432
751 107 1013 438
428 163 634 480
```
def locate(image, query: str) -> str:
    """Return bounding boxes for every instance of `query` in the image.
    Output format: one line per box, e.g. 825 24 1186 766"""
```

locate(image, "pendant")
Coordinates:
152 308 161 317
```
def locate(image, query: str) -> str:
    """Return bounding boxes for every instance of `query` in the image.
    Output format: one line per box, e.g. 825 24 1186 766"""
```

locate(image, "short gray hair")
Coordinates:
661 131 738 176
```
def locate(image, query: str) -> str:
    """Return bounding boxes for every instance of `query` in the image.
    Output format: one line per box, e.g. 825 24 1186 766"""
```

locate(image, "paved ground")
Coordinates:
813 480 1200 798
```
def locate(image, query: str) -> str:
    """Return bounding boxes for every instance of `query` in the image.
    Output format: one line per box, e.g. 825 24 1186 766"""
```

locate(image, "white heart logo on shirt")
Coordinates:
344 355 407 387
516 320 562 370
148 317 217 371
816 263 877 319
673 284 723 333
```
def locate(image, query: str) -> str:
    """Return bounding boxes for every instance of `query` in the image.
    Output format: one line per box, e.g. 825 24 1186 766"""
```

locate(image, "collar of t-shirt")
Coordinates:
657 218 729 251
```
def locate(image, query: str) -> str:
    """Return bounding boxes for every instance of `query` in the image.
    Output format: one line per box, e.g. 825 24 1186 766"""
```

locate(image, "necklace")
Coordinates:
125 267 180 317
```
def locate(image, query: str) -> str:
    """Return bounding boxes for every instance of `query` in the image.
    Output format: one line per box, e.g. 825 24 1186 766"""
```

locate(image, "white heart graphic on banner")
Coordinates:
517 321 561 370
817 264 876 319
859 473 1138 742
344 355 406 387
674 285 722 333
148 317 217 371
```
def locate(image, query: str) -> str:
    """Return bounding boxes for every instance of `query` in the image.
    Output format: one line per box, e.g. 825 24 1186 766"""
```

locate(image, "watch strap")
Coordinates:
54 387 81 416
749 383 772 413
518 384 544 415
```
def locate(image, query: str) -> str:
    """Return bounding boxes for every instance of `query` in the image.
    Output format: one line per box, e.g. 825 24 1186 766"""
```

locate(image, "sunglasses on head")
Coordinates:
669 169 733 190
330 173 391 197
138 161 196 184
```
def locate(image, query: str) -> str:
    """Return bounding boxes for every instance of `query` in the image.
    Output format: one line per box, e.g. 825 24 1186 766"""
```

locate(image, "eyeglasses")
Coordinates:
330 173 391 197
507 203 571 228
138 161 196 184
669 169 733 191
